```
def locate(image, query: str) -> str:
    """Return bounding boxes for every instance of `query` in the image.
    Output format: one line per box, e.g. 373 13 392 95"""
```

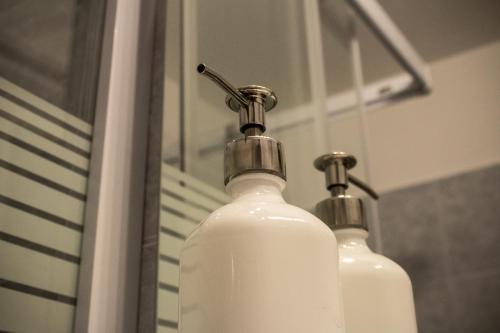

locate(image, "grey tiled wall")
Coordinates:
378 164 500 333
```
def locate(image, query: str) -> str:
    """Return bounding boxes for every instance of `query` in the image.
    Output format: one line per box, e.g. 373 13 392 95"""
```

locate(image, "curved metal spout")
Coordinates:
197 63 249 108
348 174 379 200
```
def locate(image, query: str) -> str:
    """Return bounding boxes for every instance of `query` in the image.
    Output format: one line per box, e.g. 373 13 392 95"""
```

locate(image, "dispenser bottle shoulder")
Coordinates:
338 248 412 285
184 193 337 248
339 250 417 333
336 228 412 285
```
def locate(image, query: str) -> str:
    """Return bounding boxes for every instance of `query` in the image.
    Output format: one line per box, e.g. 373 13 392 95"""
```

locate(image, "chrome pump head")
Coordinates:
197 64 285 185
314 152 379 230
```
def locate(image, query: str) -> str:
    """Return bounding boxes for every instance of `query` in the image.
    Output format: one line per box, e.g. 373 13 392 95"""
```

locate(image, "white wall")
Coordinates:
367 40 500 193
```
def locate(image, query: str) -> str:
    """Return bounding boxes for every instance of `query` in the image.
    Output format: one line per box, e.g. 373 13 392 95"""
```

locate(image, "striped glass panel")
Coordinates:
0 139 88 194
0 117 90 171
157 163 230 331
0 78 92 332
0 288 74 333
0 78 93 135
162 163 231 203
0 96 91 151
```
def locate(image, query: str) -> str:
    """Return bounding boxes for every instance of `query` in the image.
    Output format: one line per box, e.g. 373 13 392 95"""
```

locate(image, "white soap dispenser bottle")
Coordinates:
178 64 345 333
314 152 418 333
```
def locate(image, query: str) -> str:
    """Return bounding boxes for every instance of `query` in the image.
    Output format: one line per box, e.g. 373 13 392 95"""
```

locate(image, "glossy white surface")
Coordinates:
335 228 418 333
179 173 345 333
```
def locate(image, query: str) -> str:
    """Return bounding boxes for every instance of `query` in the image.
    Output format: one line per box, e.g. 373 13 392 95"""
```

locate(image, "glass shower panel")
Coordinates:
320 0 355 96
183 0 313 191
320 0 371 197
157 163 230 332
0 1 106 332
158 2 232 332
320 0 384 249
271 0 370 210
354 13 405 85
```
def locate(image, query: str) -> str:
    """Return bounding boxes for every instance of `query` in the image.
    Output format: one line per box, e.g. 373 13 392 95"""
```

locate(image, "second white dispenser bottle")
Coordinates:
314 152 418 333
178 65 345 333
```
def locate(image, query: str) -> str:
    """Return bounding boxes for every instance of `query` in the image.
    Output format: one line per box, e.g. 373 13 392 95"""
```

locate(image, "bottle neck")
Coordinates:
334 228 372 253
225 173 286 203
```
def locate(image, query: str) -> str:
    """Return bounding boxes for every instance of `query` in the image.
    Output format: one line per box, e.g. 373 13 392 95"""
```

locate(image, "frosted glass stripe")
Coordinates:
0 139 87 194
162 163 231 203
160 211 198 237
158 288 179 322
160 254 179 265
159 233 185 259
163 178 221 212
0 240 79 297
0 109 89 159
158 324 178 333
0 132 87 177
161 194 210 222
159 260 180 287
0 168 84 224
0 77 92 134
0 288 74 333
0 96 90 151
161 226 186 241
0 202 81 256
0 160 85 201
0 195 82 231
159 282 178 293
158 318 178 330
0 232 78 263
0 118 89 170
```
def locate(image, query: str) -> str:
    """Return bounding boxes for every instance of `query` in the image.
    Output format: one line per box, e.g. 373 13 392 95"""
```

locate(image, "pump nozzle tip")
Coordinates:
197 63 206 74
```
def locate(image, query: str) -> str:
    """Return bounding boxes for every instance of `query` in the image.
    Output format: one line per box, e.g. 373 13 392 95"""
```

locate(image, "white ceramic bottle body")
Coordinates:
178 174 345 333
336 228 418 333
